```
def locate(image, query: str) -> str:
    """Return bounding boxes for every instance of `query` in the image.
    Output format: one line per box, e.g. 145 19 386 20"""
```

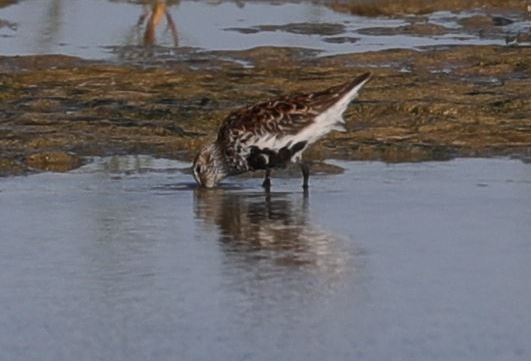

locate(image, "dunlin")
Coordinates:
193 72 371 189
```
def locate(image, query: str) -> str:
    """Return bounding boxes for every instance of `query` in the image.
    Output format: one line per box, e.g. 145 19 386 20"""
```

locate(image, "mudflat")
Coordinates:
1 45 530 175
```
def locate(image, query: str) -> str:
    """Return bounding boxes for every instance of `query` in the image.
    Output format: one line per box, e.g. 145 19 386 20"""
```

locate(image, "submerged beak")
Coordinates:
202 180 217 189
193 173 217 189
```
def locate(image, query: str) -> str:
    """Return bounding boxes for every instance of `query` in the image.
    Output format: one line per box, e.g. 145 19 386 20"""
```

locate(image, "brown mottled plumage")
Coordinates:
193 72 371 189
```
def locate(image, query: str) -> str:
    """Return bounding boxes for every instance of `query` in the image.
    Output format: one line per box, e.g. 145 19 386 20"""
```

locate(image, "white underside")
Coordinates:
249 78 369 162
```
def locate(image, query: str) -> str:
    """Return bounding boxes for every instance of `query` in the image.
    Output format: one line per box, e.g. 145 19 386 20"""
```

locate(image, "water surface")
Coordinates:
1 0 528 61
1 156 530 360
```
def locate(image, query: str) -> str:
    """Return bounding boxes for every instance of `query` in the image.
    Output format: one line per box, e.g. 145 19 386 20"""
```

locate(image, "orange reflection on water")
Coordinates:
137 0 178 47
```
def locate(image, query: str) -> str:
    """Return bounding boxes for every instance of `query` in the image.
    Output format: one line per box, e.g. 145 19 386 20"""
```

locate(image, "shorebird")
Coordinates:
193 72 371 189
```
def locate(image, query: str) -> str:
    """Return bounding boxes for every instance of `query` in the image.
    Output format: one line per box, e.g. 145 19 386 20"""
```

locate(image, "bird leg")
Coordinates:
300 163 310 189
262 168 271 190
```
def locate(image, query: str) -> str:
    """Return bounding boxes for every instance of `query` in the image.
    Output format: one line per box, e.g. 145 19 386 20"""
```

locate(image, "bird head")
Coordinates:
192 143 227 188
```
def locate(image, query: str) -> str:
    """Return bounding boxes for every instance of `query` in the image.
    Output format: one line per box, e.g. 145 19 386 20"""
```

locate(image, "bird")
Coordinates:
192 72 371 189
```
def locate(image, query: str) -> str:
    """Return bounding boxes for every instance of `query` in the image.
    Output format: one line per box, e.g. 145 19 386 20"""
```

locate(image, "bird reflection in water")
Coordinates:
194 190 350 277
136 0 178 47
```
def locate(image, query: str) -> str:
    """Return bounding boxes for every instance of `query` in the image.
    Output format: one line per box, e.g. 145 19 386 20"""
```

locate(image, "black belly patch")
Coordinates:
247 141 307 170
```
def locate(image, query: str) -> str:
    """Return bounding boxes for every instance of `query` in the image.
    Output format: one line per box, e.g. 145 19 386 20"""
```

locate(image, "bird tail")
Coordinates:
334 72 371 119
315 72 371 133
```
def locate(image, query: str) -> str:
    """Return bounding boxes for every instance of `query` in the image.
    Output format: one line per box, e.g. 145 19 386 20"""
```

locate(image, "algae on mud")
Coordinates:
328 0 530 16
0 45 530 175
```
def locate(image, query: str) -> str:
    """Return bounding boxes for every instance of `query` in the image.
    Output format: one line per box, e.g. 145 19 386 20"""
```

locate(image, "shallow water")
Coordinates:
1 156 530 360
1 0 528 61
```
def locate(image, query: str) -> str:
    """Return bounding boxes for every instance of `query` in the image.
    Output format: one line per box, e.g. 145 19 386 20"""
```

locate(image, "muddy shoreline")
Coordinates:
0 44 530 175
328 0 530 16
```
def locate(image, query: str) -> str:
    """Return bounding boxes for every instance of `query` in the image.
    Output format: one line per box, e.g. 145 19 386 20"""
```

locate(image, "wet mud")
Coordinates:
1 43 530 175
329 0 530 17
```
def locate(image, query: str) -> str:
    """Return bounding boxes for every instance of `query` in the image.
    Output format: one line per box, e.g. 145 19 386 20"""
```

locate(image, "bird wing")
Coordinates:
217 72 371 171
